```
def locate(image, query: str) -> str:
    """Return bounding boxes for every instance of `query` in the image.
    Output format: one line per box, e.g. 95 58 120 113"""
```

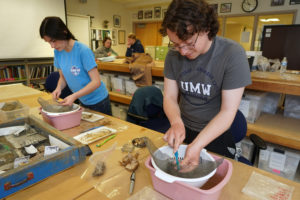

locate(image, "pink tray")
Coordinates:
145 155 233 200
41 107 83 130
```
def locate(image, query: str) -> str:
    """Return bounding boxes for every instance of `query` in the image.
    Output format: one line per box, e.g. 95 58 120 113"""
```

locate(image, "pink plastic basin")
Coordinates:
41 107 83 130
145 154 233 200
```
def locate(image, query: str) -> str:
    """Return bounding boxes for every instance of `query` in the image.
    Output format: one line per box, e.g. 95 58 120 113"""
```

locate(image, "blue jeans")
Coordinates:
81 95 112 115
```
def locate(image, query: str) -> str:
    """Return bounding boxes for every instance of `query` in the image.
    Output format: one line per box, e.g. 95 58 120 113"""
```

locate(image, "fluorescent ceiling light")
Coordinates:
260 18 280 22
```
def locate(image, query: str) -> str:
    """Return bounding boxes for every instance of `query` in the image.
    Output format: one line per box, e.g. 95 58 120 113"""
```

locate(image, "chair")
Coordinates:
126 86 170 133
44 71 73 99
230 110 267 166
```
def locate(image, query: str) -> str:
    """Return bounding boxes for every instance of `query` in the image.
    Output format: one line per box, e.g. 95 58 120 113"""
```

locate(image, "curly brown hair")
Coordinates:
160 0 219 41
102 37 112 46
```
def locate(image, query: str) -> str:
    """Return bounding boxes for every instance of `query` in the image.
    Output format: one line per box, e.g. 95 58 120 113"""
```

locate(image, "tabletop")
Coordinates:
1 84 300 200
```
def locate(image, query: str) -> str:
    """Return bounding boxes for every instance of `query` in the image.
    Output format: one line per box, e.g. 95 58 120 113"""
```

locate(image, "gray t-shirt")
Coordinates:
164 36 252 131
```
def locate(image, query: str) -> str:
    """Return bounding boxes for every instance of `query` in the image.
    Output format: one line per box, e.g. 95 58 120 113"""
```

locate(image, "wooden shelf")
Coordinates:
99 60 300 150
247 113 300 151
97 59 164 77
108 91 132 105
246 71 300 95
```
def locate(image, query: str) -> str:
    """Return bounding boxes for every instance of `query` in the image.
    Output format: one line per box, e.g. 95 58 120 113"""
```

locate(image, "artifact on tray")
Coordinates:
73 127 116 145
81 111 104 122
0 122 59 172
37 97 73 113
0 102 22 111
119 152 139 172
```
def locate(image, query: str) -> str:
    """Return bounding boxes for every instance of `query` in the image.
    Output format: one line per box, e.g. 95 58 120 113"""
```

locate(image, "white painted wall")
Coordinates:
205 1 300 23
65 0 300 57
129 0 300 23
66 0 132 56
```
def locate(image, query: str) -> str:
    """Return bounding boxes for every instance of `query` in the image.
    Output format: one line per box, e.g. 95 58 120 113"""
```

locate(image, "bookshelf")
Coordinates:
90 28 112 51
0 58 55 90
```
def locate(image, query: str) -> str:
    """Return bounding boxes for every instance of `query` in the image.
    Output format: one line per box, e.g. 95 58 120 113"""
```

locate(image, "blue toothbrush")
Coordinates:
174 151 180 170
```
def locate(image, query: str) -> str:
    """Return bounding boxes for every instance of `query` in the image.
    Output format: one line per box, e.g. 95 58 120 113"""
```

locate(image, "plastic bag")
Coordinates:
257 56 270 72
242 171 294 200
269 59 281 72
81 142 117 186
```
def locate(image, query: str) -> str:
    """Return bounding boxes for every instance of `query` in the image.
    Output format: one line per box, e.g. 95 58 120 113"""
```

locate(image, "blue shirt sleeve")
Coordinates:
80 46 97 71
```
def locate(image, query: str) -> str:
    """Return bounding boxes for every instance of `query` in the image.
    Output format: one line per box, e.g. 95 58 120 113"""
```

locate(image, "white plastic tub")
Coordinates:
151 145 217 188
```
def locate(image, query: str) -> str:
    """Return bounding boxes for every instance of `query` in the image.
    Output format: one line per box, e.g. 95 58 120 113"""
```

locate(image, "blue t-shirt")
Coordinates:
54 41 108 105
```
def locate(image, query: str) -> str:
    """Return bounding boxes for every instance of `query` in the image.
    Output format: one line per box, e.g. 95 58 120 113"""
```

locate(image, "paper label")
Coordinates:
125 80 138 94
44 146 60 157
265 33 271 38
239 99 250 118
112 77 124 91
259 149 269 161
269 151 286 171
14 156 30 168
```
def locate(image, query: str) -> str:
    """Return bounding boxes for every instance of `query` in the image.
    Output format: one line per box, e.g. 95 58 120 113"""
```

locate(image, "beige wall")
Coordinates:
65 0 300 55
66 0 132 56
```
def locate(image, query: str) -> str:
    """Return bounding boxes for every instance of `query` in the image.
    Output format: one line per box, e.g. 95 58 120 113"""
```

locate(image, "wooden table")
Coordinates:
2 84 300 200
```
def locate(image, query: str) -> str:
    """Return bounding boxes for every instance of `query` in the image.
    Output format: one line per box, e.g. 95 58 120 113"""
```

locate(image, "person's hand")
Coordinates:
179 142 202 172
60 94 77 106
163 121 185 153
107 52 111 56
52 88 61 101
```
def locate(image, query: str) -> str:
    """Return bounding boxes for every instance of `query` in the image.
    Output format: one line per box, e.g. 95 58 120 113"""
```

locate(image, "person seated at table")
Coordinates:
94 37 118 58
126 33 144 57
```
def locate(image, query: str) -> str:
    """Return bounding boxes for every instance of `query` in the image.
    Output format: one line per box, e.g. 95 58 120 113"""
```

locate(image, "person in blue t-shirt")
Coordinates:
125 33 144 57
40 16 111 115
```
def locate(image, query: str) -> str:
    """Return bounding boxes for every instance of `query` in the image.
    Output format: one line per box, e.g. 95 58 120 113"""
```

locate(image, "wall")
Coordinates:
66 0 132 56
129 0 300 23
209 0 300 23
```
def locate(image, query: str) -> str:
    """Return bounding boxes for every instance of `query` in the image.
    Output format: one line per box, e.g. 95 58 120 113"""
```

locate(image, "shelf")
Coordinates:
108 91 132 105
100 60 300 150
246 71 300 95
97 59 164 77
247 113 300 151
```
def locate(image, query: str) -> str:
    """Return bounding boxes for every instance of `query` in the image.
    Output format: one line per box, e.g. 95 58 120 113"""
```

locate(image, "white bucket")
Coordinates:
151 145 217 188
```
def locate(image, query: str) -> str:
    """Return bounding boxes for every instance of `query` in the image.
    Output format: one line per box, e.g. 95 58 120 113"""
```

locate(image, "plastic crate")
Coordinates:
236 137 254 161
258 143 300 181
261 92 280 114
145 46 156 59
239 91 266 123
155 46 168 61
111 75 126 94
100 72 112 91
111 103 128 121
0 101 29 123
284 94 300 120
125 79 138 96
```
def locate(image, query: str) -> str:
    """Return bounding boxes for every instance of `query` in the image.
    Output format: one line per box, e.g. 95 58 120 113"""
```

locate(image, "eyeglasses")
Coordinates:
168 32 199 51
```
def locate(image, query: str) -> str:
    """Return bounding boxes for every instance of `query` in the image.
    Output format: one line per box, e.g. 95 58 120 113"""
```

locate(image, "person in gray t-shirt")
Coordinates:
94 37 118 58
160 0 251 166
